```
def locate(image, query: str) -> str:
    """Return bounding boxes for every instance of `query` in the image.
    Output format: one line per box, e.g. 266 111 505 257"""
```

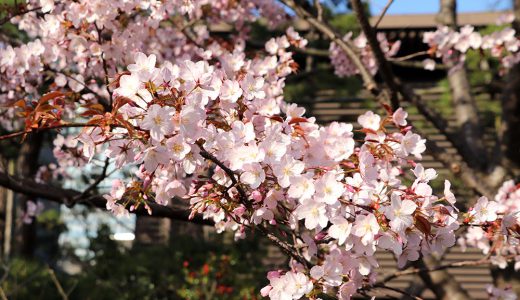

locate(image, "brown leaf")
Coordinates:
414 215 432 236
39 91 64 104
288 117 308 125
269 115 284 123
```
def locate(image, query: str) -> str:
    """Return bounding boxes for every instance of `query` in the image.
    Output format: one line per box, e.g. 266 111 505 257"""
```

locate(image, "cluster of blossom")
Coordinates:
261 270 313 299
4 2 520 299
19 41 520 298
422 24 520 71
0 0 286 130
89 21 307 216
459 180 520 270
329 32 400 77
1 0 286 181
84 43 476 298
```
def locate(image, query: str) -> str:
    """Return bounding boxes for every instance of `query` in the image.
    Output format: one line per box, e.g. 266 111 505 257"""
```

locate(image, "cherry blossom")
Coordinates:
139 104 175 142
384 193 417 233
3 2 520 299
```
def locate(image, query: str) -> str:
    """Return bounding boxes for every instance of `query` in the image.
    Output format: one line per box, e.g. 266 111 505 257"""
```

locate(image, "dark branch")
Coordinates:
0 170 212 226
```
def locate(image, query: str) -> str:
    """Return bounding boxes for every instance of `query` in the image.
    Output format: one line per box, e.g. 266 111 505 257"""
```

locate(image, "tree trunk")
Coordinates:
437 0 487 170
500 0 520 168
491 0 520 292
134 216 171 245
501 63 520 167
14 133 43 257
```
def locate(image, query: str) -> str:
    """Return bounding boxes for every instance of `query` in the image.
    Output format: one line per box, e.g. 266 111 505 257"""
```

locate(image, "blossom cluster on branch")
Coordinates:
1 1 520 300
329 32 400 77
57 48 520 298
422 24 520 72
459 180 520 271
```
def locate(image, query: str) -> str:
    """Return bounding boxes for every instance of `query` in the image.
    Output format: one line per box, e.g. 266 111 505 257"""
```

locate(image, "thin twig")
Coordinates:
0 6 42 26
373 0 395 29
75 157 111 200
372 283 424 300
197 145 310 268
0 123 104 141
0 286 7 300
94 24 114 107
348 0 496 198
314 0 323 22
388 51 430 62
47 267 68 300
45 67 110 110
0 170 212 225
279 0 383 101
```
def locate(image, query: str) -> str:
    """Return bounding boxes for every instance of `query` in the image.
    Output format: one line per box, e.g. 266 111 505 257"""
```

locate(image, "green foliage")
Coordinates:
1 224 268 300
329 13 360 35
0 258 62 299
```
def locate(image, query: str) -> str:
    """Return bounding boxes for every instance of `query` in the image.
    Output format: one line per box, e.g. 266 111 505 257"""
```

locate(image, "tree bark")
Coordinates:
0 170 212 226
437 0 487 170
489 0 520 293
14 133 43 258
135 216 171 245
500 0 520 168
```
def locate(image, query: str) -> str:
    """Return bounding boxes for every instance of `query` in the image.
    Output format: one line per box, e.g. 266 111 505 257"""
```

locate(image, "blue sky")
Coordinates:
369 0 512 15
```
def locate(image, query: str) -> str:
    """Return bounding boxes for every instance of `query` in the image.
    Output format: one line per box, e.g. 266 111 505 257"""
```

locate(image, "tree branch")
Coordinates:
75 157 110 200
197 146 310 267
0 170 212 226
0 6 42 26
279 0 385 102
0 123 116 142
371 283 424 300
48 267 68 300
373 0 394 29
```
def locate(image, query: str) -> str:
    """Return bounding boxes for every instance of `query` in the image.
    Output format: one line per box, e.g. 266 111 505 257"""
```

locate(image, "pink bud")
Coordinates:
142 175 152 190
266 270 282 280
233 205 246 216
315 231 327 240
252 190 263 202
260 285 272 296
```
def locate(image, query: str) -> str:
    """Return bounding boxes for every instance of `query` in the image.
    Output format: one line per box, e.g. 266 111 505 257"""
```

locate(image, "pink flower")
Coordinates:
220 79 242 103
272 156 305 188
240 163 266 189
114 74 141 98
166 135 191 161
295 198 328 230
392 107 408 126
40 0 55 13
314 172 345 205
384 193 417 233
401 131 426 158
471 196 499 223
357 111 381 131
128 52 157 81
240 74 265 100
352 213 380 245
143 145 169 172
140 104 175 141
328 217 352 245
